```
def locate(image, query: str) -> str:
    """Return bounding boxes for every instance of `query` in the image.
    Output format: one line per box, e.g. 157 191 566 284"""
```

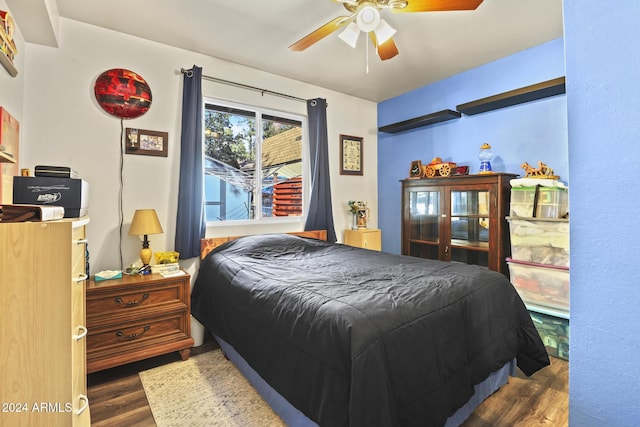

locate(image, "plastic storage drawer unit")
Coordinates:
507 217 570 267
507 257 570 312
509 186 568 218
529 311 569 360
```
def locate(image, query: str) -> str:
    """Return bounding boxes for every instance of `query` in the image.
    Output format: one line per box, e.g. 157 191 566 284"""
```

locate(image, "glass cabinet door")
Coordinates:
449 188 490 268
402 174 515 275
407 189 441 259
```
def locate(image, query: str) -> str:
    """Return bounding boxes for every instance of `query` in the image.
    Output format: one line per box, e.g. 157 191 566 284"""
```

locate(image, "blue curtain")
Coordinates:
175 66 206 259
304 98 337 242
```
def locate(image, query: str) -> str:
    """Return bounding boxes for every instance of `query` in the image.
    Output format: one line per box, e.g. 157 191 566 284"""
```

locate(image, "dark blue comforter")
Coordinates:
191 233 549 426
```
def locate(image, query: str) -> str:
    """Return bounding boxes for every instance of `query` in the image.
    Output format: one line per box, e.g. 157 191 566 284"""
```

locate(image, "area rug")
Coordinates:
139 350 286 427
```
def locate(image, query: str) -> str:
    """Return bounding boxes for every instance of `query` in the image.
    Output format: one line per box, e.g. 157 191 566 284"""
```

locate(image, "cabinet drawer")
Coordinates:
86 311 189 356
72 225 87 279
87 281 187 324
71 326 87 408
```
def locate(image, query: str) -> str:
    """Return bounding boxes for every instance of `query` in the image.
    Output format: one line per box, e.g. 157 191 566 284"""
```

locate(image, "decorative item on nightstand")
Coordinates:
348 200 368 229
129 209 163 269
479 143 494 174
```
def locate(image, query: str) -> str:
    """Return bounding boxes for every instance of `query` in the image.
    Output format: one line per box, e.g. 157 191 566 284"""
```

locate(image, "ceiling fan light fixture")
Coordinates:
388 0 408 10
356 5 381 32
338 21 361 48
375 19 396 44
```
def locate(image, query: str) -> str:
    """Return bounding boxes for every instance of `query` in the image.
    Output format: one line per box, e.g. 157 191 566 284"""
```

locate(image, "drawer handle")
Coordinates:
74 239 89 246
114 293 149 307
76 394 89 415
74 325 88 341
73 273 88 283
116 325 150 341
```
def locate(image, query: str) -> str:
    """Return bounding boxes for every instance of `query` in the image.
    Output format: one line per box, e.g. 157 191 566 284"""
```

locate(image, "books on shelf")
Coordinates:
0 204 64 222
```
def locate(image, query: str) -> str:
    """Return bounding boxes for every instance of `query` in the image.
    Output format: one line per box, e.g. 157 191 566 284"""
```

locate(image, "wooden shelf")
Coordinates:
0 151 16 163
0 51 17 77
379 109 461 133
456 77 565 115
0 20 18 77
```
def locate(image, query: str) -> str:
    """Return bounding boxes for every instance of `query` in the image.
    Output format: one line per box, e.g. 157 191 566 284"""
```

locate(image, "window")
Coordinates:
203 99 305 223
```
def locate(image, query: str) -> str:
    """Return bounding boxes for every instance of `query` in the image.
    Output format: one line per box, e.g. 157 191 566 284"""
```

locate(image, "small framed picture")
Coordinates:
340 134 363 176
125 128 168 157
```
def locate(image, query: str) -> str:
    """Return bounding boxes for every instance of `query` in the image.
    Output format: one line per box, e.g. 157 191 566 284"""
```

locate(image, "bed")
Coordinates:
191 231 549 427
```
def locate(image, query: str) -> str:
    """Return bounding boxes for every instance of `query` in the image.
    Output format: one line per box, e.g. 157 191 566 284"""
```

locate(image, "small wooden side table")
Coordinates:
86 272 194 373
344 228 382 251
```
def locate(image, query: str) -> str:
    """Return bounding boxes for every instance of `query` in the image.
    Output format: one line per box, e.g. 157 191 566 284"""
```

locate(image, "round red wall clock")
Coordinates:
94 68 152 119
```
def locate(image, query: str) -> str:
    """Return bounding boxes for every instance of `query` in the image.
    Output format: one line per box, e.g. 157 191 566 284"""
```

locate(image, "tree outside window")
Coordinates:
203 100 305 223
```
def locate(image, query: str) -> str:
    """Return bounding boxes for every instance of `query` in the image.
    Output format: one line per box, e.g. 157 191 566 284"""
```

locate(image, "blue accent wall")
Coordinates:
378 38 567 255
379 6 640 422
564 2 640 425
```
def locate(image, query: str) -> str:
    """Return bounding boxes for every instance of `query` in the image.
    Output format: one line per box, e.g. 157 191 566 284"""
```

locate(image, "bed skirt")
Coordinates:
215 335 516 427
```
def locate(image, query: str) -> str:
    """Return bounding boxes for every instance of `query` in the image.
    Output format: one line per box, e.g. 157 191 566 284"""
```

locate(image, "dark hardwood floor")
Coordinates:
462 356 569 426
87 334 219 427
87 335 568 427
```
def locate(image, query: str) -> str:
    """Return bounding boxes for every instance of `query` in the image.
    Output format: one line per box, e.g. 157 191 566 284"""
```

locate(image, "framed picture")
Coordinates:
340 134 363 176
125 128 168 157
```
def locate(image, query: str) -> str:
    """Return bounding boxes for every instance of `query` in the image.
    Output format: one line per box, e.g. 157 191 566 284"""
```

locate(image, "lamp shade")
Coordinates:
374 19 396 44
339 22 361 48
129 209 163 236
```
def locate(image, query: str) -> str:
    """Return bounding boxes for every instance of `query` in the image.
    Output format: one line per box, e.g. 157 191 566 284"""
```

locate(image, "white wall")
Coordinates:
19 18 377 274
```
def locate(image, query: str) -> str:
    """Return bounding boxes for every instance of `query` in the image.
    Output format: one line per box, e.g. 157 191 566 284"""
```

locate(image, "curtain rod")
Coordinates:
180 68 307 103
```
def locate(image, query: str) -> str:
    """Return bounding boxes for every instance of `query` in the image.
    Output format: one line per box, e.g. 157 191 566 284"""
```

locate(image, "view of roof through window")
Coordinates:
203 102 304 222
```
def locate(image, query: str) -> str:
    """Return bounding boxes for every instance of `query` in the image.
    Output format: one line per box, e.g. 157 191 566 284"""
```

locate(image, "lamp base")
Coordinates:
140 247 152 266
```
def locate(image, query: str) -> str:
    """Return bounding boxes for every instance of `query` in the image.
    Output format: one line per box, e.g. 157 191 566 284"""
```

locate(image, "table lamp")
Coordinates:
129 209 164 267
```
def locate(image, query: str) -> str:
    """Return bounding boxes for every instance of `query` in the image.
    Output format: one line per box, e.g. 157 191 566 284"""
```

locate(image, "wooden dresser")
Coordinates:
86 272 194 373
0 218 91 427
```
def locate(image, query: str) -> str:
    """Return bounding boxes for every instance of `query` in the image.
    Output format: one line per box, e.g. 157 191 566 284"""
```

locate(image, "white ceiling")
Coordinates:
12 0 563 102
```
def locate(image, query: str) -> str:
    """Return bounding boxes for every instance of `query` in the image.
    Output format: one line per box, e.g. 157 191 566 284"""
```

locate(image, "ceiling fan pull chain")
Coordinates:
366 36 370 74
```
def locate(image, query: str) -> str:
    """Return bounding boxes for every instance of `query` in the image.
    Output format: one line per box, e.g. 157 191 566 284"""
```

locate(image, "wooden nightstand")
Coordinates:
344 228 382 251
86 272 194 373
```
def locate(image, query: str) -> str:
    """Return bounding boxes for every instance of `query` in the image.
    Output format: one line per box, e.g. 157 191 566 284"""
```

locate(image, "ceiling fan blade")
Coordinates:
369 33 399 61
392 0 483 13
289 16 352 51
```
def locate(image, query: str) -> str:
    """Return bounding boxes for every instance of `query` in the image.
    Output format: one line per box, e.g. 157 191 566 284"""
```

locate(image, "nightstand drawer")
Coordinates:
87 311 190 357
87 280 187 324
86 272 194 373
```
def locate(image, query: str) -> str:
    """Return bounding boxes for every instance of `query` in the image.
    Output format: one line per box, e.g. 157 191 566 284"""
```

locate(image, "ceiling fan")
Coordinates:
289 0 484 61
